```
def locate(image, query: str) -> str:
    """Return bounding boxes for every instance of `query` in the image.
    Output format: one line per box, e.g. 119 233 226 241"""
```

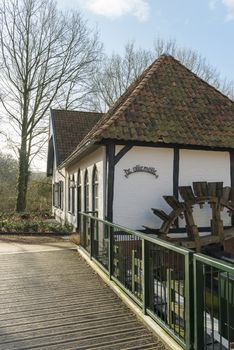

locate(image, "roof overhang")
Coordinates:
58 140 99 170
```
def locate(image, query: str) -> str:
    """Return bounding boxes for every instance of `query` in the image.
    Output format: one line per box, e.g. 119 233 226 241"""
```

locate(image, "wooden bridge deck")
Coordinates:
0 249 167 350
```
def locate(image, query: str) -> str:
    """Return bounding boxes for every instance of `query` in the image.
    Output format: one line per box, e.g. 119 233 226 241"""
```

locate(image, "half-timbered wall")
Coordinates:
113 146 174 230
112 146 232 231
53 143 232 232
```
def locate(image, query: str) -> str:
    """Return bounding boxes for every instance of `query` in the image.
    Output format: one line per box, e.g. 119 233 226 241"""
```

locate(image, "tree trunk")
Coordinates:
16 137 29 212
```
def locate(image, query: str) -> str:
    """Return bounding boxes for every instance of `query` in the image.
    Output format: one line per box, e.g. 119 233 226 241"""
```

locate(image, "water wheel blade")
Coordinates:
193 181 208 197
142 226 160 234
208 182 223 197
163 196 183 210
179 186 195 201
222 186 231 202
216 182 224 198
151 208 170 221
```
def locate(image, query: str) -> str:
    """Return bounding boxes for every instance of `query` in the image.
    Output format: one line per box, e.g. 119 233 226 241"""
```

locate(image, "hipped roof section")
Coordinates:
61 55 234 167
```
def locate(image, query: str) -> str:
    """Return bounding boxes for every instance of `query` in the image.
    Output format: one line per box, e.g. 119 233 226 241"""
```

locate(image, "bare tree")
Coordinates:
90 39 234 112
89 42 153 111
0 0 102 211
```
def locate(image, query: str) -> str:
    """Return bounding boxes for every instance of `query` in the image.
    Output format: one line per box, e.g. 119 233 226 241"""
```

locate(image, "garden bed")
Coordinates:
0 211 73 235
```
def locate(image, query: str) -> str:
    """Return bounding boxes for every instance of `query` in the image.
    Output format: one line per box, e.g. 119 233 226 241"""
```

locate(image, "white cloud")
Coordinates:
222 0 234 20
79 0 150 22
211 0 234 20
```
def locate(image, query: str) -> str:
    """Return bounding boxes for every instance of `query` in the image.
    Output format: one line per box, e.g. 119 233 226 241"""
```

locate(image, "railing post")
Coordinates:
108 225 113 279
194 256 204 350
82 214 86 248
90 217 94 259
185 252 194 350
142 239 149 314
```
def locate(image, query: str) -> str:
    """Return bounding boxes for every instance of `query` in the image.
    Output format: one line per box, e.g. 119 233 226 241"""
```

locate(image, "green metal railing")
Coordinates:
79 212 193 349
79 212 234 350
194 253 234 350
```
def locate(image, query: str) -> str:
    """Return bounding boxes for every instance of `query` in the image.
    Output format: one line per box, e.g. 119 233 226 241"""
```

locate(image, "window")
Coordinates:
59 181 64 210
68 174 75 214
84 170 89 212
53 182 63 209
92 166 98 214
77 170 81 228
77 170 81 213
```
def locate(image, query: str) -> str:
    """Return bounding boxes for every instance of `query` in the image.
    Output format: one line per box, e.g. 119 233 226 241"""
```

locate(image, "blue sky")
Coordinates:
3 0 233 172
57 0 234 81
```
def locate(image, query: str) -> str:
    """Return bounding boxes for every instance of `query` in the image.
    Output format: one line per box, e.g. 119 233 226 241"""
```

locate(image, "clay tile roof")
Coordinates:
51 109 103 165
77 55 234 150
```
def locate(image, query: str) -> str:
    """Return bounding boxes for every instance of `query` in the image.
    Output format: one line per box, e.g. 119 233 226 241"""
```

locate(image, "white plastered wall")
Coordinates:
52 165 66 224
53 146 106 229
113 146 174 230
179 149 231 227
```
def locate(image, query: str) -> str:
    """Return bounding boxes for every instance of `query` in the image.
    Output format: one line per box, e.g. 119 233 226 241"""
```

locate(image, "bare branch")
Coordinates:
0 0 102 211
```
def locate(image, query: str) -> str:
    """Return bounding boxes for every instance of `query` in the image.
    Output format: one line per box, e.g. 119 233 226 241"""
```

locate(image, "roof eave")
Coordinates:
58 140 99 170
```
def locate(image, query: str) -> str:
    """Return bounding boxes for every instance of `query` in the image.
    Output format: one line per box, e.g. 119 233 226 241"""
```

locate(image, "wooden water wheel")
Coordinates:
147 181 234 252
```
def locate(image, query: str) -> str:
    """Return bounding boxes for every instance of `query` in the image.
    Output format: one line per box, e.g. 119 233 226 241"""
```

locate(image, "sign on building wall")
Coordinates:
123 165 159 179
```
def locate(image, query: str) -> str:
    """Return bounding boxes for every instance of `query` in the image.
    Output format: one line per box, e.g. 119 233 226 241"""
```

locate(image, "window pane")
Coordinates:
92 167 98 213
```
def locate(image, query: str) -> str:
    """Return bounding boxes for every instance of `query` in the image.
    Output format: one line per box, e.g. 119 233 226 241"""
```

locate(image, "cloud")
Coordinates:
79 0 150 22
222 0 234 20
210 0 234 20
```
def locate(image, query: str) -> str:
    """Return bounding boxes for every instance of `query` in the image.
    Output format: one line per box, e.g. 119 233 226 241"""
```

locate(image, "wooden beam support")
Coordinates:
173 148 180 200
106 144 133 222
173 148 180 228
106 144 115 222
114 145 133 165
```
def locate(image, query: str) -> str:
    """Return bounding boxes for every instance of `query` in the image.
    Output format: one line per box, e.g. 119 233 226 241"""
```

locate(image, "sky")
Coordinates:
57 0 234 81
2 0 234 172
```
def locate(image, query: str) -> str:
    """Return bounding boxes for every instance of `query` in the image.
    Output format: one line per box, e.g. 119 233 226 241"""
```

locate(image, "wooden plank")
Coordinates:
151 208 170 222
163 196 183 211
0 250 166 350
193 181 208 197
179 186 195 202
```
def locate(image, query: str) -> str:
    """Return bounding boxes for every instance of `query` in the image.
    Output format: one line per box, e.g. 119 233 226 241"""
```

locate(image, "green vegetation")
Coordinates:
0 153 51 212
0 212 73 234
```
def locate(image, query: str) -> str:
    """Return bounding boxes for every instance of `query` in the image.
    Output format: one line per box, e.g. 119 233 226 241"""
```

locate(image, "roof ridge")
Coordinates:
166 56 234 104
51 109 103 115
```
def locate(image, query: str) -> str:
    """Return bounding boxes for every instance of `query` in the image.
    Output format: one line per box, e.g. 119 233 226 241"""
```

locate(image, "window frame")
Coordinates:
68 174 75 215
84 169 89 212
92 165 99 215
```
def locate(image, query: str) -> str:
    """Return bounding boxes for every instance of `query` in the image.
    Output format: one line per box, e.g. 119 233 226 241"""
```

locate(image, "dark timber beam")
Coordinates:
106 145 133 222
100 139 233 152
106 144 115 222
173 148 180 200
173 148 180 227
114 145 133 165
230 151 234 226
